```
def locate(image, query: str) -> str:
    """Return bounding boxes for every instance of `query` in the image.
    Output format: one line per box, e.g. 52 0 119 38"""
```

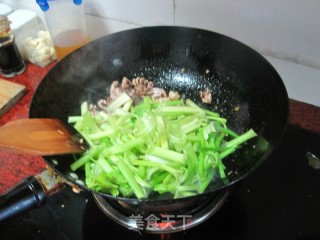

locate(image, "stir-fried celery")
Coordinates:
68 93 257 199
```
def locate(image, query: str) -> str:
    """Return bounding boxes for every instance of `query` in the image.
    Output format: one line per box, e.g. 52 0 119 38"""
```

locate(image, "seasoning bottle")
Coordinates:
0 15 26 77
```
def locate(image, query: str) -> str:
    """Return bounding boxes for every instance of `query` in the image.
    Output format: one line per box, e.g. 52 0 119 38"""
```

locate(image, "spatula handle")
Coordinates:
0 176 46 221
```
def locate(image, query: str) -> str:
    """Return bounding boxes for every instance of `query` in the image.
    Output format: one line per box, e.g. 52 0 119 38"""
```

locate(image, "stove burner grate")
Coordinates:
93 190 229 234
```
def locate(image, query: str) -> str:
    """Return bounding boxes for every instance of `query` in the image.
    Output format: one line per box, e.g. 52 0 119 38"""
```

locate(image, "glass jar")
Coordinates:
0 15 26 78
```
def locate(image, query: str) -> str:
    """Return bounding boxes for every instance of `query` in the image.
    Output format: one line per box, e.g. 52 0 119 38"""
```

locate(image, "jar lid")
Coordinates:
0 15 11 32
36 0 82 11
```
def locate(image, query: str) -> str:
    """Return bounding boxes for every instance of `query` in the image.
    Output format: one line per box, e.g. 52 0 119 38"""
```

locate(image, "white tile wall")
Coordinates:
84 0 174 26
174 0 320 69
266 57 320 107
86 15 139 40
1 0 319 106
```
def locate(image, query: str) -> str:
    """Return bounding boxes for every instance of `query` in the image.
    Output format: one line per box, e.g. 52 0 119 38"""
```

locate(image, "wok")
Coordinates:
0 26 288 221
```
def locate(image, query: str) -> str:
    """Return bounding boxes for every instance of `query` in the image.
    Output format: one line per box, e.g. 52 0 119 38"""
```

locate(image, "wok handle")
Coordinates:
0 176 46 221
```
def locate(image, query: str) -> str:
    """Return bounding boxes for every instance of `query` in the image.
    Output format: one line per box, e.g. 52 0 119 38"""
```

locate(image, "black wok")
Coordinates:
0 26 288 221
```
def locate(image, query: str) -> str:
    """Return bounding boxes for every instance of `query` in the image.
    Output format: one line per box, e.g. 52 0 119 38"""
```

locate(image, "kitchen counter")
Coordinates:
0 62 319 195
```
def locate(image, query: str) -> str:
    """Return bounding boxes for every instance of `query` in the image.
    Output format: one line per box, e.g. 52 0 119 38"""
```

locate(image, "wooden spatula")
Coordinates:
0 118 89 156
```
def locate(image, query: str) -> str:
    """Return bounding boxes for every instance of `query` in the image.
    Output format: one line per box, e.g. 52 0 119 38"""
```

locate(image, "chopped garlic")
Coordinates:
23 30 57 67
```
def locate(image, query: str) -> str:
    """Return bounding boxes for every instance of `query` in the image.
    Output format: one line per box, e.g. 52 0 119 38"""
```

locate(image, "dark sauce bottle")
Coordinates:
0 15 26 78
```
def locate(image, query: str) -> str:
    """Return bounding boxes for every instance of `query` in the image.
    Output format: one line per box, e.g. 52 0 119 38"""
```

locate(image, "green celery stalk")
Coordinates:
69 94 258 199
97 156 113 173
223 128 257 149
180 118 201 134
107 137 145 154
88 128 114 141
147 146 186 164
109 156 146 199
159 106 203 115
156 116 169 148
122 99 133 111
82 111 99 132
107 92 131 112
81 101 89 115
198 169 216 193
70 143 105 171
68 116 83 123
132 159 181 180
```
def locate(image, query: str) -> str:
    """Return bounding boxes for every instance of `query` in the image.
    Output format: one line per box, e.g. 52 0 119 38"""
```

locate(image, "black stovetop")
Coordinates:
1 125 320 240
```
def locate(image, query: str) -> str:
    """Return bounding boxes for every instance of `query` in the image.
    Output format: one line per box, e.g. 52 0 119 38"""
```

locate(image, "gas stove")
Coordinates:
0 124 319 240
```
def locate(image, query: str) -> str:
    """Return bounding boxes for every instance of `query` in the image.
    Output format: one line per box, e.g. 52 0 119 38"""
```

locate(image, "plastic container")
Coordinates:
7 9 56 67
8 10 38 58
23 28 57 67
41 0 88 60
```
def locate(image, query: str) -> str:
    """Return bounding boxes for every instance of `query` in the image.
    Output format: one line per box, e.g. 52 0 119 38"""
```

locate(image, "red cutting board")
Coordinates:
0 78 26 117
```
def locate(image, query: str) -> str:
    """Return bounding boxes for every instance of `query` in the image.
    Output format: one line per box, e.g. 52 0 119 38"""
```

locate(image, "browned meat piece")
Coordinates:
199 88 212 104
131 77 154 97
132 77 147 86
97 99 109 112
121 77 132 89
89 103 98 115
150 87 167 99
168 90 180 100
146 81 154 91
97 76 179 111
109 80 123 100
